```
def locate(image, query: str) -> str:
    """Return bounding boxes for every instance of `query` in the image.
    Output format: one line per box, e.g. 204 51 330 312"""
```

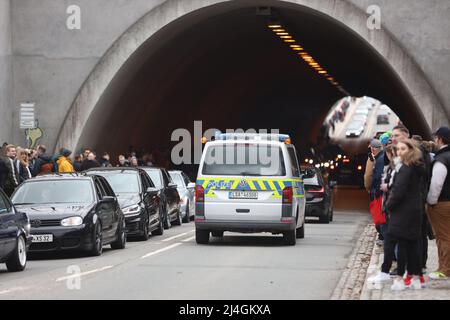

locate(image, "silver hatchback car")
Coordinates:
169 171 195 223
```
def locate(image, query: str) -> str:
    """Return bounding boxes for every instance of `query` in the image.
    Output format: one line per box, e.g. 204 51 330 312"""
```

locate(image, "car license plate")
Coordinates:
31 234 53 243
229 191 258 199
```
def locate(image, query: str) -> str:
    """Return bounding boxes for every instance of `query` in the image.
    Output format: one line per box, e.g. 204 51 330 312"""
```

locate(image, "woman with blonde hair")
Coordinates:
16 148 32 183
384 139 426 290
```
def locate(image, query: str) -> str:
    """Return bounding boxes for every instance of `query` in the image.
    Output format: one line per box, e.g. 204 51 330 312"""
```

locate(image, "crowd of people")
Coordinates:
365 125 450 291
0 144 164 198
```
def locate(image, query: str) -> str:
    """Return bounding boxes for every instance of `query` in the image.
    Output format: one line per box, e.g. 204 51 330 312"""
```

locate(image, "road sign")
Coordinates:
20 102 36 129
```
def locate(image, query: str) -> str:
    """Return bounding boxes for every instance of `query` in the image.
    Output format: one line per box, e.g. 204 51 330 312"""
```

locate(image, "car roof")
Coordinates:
139 166 165 172
85 167 143 174
31 173 94 180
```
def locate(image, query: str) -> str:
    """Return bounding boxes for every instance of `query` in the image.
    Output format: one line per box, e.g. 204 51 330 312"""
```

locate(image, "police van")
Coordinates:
195 132 306 245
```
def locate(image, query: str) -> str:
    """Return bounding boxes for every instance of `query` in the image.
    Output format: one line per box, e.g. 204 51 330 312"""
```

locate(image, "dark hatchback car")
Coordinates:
0 188 31 271
11 174 126 256
85 168 164 240
302 167 335 224
141 167 181 229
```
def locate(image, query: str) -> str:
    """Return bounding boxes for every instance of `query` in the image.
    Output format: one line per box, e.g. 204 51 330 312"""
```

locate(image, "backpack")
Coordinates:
40 162 54 174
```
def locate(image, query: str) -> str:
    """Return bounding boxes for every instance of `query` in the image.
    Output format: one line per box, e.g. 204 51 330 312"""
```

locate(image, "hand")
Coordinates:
380 184 388 192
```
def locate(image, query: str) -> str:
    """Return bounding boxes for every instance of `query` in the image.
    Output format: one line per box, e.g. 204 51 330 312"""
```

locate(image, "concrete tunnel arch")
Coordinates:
55 0 447 159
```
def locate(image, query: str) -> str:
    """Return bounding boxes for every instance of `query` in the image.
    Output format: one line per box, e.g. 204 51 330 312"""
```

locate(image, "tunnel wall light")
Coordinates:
267 21 350 96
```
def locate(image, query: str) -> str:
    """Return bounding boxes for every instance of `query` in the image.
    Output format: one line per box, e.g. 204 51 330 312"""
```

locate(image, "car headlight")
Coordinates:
24 222 31 233
123 204 141 215
61 216 83 227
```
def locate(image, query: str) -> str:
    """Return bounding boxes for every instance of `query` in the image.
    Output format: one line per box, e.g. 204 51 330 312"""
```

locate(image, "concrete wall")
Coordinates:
3 0 450 151
0 0 12 145
348 0 450 127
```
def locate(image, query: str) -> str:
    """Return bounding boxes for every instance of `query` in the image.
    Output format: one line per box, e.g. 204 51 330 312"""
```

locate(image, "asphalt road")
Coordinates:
0 187 370 300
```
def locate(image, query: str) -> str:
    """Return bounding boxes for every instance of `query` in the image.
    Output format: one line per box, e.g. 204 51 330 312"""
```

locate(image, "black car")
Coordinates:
140 167 181 229
11 174 126 256
85 168 164 240
303 167 335 224
0 188 31 271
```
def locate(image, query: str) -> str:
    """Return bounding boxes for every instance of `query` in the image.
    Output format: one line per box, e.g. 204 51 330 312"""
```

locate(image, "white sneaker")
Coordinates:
409 278 422 290
391 278 406 291
429 271 448 280
368 272 391 283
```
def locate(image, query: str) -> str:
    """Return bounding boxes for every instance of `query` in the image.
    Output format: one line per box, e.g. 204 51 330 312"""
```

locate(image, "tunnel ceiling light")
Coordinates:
267 21 350 96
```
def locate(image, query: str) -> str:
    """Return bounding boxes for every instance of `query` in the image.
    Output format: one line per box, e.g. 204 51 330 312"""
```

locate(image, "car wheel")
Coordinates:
182 202 190 223
152 211 165 236
163 205 171 230
196 229 210 244
319 210 330 224
173 210 182 226
139 215 150 241
283 229 296 245
111 220 126 249
90 222 103 256
211 231 224 238
329 207 334 222
296 219 305 239
6 235 27 272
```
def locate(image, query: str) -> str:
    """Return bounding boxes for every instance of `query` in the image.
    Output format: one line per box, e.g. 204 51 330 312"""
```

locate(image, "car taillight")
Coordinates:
307 187 325 196
195 185 204 203
282 186 293 204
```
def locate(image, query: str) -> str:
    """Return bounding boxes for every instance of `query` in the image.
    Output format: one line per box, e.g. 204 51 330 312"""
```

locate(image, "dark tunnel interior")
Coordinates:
76 1 430 169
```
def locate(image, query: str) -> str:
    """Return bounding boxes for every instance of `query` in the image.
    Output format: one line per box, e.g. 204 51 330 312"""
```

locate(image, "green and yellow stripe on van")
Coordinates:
196 177 305 199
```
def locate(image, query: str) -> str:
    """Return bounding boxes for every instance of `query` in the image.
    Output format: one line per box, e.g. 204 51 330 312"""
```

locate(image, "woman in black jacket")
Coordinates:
385 139 425 291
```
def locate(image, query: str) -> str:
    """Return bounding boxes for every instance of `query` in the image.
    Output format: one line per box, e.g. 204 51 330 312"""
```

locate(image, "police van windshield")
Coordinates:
202 144 286 176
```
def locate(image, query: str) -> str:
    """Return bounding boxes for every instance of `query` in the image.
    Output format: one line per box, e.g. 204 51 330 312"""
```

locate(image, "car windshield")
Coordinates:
12 180 94 204
348 122 363 129
144 170 163 188
169 172 184 187
89 171 140 194
202 144 286 176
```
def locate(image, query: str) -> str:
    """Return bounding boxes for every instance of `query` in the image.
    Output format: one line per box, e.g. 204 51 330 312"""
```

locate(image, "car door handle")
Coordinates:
236 209 250 213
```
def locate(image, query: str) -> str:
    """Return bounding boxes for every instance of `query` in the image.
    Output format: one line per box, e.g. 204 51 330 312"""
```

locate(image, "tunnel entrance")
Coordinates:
58 0 432 171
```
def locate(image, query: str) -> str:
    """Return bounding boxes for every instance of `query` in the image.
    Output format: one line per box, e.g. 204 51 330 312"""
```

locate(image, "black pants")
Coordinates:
418 213 429 273
382 235 420 276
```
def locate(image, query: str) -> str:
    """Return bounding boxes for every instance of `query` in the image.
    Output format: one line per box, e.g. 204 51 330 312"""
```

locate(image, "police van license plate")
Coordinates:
229 191 258 199
31 234 53 243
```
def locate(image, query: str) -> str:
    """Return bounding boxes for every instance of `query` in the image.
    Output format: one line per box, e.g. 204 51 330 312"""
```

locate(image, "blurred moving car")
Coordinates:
169 170 195 223
0 188 31 271
376 110 390 125
141 167 181 229
85 168 164 240
352 114 367 125
346 121 365 138
302 168 335 224
11 174 126 256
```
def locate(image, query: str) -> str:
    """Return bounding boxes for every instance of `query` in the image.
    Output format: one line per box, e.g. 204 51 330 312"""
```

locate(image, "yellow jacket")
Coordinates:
57 156 74 173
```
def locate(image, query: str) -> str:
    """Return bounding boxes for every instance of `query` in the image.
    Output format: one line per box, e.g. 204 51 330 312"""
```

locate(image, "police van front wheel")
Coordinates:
196 230 210 244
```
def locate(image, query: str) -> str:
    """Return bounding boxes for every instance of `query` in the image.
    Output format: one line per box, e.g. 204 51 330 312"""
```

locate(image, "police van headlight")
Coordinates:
123 204 141 215
61 216 83 227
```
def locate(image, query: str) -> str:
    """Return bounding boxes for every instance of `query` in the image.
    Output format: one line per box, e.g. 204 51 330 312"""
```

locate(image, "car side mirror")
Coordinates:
100 196 115 204
146 187 159 195
168 183 178 189
187 182 195 189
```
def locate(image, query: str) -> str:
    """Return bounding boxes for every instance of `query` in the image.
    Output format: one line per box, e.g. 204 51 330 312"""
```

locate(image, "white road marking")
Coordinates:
182 236 195 242
56 265 114 282
141 243 182 259
162 230 194 242
0 287 27 295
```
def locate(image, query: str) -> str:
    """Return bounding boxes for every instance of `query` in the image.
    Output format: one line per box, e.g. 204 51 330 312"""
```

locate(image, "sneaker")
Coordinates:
391 278 406 291
420 275 426 288
404 274 412 286
429 271 448 280
409 278 422 290
368 272 391 283
390 268 398 276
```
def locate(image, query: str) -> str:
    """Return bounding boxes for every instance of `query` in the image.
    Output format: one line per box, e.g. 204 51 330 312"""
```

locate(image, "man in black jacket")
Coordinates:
0 145 20 197
427 126 450 280
32 145 52 176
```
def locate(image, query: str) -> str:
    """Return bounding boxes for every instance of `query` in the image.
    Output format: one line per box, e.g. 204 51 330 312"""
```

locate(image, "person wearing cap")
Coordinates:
57 149 74 173
427 126 450 280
